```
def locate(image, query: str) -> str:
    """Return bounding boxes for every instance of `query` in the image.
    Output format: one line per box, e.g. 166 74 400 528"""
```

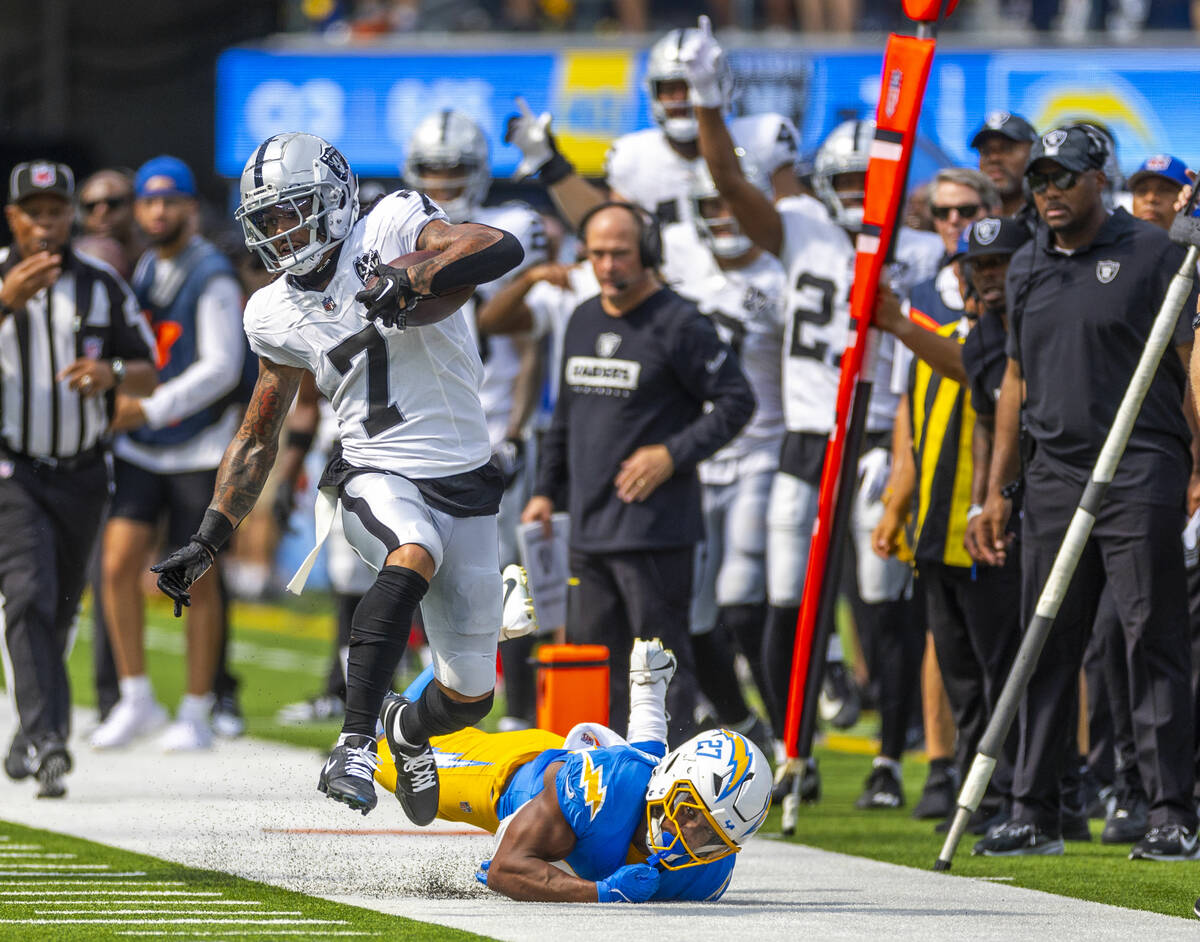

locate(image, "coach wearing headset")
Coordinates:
523 202 754 745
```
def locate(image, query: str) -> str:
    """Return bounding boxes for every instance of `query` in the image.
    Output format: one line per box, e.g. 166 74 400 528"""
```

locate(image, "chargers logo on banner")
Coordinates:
553 50 637 177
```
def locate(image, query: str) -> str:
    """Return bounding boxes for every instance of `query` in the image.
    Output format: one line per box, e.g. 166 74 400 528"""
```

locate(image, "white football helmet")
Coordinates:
645 28 734 143
403 110 490 224
813 119 875 232
688 159 766 260
644 729 771 871
235 132 359 277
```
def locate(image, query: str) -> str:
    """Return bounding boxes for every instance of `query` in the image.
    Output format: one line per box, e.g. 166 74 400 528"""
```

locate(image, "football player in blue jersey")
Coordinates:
374 638 772 902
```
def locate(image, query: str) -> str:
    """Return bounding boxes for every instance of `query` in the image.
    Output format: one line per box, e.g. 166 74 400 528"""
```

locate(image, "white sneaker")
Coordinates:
89 697 168 749
500 564 537 640
159 715 213 752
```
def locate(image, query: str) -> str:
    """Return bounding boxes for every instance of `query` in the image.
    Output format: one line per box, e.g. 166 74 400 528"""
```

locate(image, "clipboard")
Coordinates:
516 512 570 634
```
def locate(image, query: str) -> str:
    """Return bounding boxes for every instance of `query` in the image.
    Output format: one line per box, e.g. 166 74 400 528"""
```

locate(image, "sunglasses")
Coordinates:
1027 170 1080 195
81 196 131 213
931 203 980 221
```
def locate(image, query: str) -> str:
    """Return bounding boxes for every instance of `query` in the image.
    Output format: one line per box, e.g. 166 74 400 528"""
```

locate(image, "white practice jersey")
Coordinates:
460 202 549 446
526 264 599 416
662 224 786 483
779 217 942 434
605 113 797 228
243 190 491 478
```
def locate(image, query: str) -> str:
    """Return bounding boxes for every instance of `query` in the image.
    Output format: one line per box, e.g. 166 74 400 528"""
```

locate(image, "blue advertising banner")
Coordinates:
216 44 1200 181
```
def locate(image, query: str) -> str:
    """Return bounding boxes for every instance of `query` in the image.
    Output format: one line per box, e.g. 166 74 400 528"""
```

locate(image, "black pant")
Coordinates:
921 558 1021 801
0 457 108 744
1014 464 1196 832
567 546 699 744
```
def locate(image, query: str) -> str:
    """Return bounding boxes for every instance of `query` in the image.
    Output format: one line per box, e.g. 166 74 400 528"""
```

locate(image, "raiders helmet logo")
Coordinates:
353 249 382 285
319 146 350 182
1042 129 1068 155
596 332 622 358
974 218 1001 245
985 110 1011 129
1096 260 1120 284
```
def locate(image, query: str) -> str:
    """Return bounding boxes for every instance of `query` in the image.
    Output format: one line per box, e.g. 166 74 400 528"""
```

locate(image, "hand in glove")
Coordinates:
504 97 575 184
354 261 420 330
678 15 728 110
150 541 216 618
596 863 660 903
629 637 677 688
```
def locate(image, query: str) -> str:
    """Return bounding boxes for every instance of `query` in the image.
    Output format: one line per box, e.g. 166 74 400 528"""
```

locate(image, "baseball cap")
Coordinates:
1026 126 1107 174
1127 154 1190 191
8 160 75 205
134 155 196 199
963 217 1030 259
970 111 1038 150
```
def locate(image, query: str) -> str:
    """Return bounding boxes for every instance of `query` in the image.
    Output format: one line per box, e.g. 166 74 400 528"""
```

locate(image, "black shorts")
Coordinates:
109 459 217 547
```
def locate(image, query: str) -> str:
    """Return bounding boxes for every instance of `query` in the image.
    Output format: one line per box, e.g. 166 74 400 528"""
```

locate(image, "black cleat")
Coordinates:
32 738 71 799
317 734 379 815
772 757 820 805
818 661 861 729
380 694 440 826
5 731 31 781
1102 791 1148 845
912 759 958 820
972 821 1063 856
1129 824 1200 861
855 763 904 810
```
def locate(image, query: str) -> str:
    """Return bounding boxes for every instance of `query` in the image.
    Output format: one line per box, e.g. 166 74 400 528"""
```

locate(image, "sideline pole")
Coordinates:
934 232 1200 870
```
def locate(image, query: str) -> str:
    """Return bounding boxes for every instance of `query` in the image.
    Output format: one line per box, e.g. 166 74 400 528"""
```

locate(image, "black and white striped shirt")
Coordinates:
0 244 155 461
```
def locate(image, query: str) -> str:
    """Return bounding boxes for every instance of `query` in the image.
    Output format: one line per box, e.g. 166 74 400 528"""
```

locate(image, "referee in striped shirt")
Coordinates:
0 160 156 797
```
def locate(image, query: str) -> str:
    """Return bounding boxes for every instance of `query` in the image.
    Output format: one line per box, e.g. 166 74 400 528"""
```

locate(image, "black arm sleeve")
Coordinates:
661 311 756 472
429 229 525 297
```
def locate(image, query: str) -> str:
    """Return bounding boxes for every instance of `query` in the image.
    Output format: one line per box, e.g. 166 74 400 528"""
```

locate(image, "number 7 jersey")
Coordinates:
242 190 493 478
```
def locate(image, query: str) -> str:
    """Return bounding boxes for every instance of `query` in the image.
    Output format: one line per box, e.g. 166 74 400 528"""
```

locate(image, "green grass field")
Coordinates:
0 819 489 941
45 593 1200 922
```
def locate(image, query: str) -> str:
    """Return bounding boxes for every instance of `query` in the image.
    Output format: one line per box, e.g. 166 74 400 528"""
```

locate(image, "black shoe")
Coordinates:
972 821 1063 856
1102 792 1149 844
31 738 71 799
912 760 958 820
771 757 820 805
317 734 379 815
4 731 31 781
380 694 440 826
818 662 861 729
855 763 904 810
1129 824 1200 861
1062 809 1092 842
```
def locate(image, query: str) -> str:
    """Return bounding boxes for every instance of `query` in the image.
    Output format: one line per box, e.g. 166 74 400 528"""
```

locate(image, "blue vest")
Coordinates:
908 270 962 327
130 239 251 447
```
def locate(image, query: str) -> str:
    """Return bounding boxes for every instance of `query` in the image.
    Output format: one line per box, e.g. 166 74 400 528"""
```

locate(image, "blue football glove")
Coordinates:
475 858 491 887
596 862 659 903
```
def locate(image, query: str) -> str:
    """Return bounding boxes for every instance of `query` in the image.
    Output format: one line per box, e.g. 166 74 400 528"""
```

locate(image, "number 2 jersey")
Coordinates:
242 190 493 479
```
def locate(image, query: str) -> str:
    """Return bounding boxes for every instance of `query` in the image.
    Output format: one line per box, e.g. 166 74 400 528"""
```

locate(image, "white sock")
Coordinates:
118 675 153 703
627 679 669 745
873 755 902 778
177 693 214 722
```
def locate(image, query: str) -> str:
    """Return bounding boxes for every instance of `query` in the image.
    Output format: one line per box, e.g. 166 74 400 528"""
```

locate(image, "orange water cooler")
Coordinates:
534 644 610 735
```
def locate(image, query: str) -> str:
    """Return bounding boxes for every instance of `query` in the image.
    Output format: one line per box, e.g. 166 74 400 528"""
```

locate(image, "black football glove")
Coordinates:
150 541 216 618
354 262 420 330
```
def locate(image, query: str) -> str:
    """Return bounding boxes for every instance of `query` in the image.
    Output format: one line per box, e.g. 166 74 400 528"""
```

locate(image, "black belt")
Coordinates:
4 444 105 473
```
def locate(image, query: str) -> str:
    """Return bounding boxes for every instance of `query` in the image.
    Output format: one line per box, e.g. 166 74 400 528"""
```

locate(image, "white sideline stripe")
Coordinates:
0 863 109 869
116 932 373 938
0 872 147 879
40 910 303 916
27 901 264 907
0 853 75 859
0 918 351 925
0 890 223 897
0 881 182 887
0 845 44 850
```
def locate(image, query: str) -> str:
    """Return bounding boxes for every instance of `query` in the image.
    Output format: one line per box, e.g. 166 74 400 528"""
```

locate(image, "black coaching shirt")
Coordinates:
0 243 155 460
536 286 755 553
1005 209 1197 504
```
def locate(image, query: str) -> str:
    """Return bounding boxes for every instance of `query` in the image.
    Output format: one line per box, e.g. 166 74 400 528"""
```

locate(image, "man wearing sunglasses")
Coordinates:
973 125 1199 861
77 169 142 280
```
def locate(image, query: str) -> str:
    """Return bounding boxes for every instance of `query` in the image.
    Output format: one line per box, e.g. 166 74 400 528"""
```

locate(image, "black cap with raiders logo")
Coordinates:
964 216 1031 259
7 160 75 205
970 111 1038 149
1027 126 1108 174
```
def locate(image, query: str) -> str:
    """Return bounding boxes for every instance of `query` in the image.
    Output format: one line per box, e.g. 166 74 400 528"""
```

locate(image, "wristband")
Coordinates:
539 151 575 186
285 429 315 452
192 508 235 557
966 504 984 522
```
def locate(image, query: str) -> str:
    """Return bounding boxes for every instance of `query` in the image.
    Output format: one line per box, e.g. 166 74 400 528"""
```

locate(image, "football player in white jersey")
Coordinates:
680 20 943 807
502 22 804 236
660 163 782 757
150 131 525 823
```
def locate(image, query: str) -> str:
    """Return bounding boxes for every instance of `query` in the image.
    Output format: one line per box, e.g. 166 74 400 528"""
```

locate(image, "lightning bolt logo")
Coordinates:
717 729 751 801
579 752 607 821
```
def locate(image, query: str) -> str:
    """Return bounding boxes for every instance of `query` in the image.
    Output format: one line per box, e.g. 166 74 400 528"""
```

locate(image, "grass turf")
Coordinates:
47 593 1200 922
0 819 490 941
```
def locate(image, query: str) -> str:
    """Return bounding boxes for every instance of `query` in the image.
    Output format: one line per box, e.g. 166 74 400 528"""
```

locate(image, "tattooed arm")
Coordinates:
407 219 525 297
211 357 306 525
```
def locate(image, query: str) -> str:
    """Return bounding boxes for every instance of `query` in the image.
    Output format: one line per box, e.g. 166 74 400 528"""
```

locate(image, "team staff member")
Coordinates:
975 126 1199 860
522 203 755 744
969 111 1038 219
0 161 156 796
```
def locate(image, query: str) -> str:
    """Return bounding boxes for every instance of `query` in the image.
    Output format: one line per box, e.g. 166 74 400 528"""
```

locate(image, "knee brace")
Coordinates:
401 681 495 743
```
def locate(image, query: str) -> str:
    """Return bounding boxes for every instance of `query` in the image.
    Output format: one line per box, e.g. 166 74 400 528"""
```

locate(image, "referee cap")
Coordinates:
1127 154 1190 191
8 161 75 205
135 155 196 199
